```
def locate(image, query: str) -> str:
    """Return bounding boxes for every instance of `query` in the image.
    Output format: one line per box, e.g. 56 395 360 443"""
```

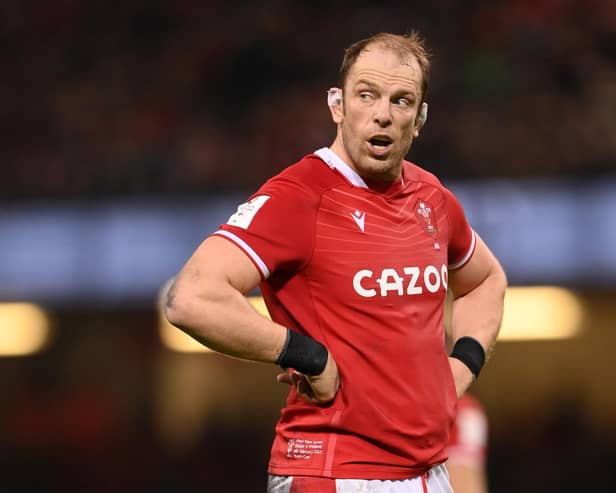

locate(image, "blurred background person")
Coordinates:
446 394 489 493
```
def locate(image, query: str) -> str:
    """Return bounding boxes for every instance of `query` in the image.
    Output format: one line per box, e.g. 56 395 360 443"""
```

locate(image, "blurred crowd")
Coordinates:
2 0 615 200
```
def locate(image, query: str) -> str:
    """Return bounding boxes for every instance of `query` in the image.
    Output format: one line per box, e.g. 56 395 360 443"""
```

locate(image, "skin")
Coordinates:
165 235 340 403
165 42 506 403
328 43 506 396
448 234 506 396
329 44 425 183
447 463 489 493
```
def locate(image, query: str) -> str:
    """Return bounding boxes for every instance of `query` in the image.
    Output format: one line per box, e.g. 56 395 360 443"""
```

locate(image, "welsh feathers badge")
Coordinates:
414 200 438 234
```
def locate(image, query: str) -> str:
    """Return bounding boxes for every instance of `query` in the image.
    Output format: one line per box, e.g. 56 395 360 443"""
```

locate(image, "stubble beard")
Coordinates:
344 138 404 183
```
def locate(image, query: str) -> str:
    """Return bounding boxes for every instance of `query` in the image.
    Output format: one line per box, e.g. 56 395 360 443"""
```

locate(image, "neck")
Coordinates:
330 137 350 170
364 174 404 193
329 137 402 185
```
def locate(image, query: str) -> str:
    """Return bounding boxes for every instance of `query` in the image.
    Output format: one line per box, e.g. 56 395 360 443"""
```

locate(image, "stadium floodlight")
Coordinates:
498 286 583 341
0 303 51 356
160 286 582 351
159 311 213 353
159 296 269 353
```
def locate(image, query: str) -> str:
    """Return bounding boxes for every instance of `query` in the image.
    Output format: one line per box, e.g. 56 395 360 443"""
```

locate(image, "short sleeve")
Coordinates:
443 187 476 270
214 177 318 280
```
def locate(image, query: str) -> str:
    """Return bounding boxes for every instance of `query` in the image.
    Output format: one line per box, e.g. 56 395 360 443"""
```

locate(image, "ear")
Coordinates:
327 88 344 124
414 102 428 137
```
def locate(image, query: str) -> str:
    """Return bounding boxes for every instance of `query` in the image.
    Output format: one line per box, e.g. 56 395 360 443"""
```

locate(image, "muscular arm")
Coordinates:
165 235 339 402
164 235 287 362
448 233 507 395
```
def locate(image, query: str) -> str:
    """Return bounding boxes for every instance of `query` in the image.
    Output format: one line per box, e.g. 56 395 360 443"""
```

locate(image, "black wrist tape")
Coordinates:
276 329 328 376
450 336 486 379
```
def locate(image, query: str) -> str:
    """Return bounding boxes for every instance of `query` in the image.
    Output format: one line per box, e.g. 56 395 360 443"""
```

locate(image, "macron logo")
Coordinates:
350 210 366 233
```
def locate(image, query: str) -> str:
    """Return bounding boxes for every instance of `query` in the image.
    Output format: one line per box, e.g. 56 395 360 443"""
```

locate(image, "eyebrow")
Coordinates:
355 79 379 88
354 79 391 92
355 79 417 98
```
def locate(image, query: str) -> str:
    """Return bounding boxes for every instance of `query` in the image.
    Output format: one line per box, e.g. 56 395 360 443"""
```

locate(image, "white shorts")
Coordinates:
267 463 453 493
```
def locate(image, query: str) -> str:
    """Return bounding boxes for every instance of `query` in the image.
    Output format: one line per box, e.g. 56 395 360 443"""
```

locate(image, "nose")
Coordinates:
373 98 392 127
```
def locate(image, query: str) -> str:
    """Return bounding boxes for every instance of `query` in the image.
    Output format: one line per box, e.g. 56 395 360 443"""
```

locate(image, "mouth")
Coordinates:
367 135 393 156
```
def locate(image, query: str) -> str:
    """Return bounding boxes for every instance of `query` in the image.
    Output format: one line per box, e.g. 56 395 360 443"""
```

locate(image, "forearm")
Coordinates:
164 236 338 402
165 278 287 363
450 266 506 359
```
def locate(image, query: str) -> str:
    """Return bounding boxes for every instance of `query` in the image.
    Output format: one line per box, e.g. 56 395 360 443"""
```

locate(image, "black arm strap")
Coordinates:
450 336 486 379
276 328 328 376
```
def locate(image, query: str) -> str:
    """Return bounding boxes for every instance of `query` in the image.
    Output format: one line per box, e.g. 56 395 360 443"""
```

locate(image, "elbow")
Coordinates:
164 302 181 329
495 261 508 297
163 281 193 329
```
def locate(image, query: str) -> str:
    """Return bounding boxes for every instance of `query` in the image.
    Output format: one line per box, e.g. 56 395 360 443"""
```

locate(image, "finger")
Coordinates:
296 379 314 397
296 386 318 404
290 371 308 388
277 372 293 385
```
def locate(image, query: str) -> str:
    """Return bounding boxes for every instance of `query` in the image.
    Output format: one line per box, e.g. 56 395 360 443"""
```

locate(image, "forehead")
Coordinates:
347 45 422 93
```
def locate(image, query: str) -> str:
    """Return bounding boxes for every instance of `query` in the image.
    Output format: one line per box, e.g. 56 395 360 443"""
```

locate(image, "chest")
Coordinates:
308 187 449 302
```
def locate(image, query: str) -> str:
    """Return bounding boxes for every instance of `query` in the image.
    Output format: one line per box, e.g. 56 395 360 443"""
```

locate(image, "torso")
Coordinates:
218 150 473 479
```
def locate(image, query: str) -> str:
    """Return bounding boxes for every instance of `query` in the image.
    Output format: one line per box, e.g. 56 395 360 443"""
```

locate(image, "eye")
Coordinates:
394 97 411 107
359 92 374 102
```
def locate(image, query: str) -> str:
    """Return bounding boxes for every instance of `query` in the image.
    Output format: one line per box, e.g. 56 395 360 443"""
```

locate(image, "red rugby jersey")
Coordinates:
447 394 488 467
215 148 476 479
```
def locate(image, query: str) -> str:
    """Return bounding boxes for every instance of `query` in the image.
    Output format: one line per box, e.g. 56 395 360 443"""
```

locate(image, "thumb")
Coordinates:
277 372 293 385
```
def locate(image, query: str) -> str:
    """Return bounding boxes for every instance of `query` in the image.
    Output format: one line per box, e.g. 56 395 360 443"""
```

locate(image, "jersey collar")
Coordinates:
314 147 369 189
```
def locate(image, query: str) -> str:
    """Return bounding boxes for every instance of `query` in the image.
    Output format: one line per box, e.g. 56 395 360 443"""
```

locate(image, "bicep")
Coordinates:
449 233 501 298
175 235 262 296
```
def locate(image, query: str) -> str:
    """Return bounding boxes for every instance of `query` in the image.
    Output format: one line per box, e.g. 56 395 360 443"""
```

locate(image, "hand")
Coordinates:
277 352 340 404
448 356 475 398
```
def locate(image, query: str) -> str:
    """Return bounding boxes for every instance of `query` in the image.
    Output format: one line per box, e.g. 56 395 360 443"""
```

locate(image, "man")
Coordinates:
165 32 506 492
446 394 489 493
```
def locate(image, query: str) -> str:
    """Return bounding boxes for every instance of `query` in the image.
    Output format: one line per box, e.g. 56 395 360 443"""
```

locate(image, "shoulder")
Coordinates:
263 154 346 197
406 161 466 213
405 161 457 196
243 154 346 218
405 161 444 187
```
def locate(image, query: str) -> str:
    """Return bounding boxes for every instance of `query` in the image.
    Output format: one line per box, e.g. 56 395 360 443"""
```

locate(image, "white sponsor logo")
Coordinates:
352 264 448 297
286 438 323 460
226 195 270 229
350 210 366 232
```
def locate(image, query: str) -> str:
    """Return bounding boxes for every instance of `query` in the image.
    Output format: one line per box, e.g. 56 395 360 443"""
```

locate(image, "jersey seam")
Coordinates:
440 187 475 270
440 186 456 264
